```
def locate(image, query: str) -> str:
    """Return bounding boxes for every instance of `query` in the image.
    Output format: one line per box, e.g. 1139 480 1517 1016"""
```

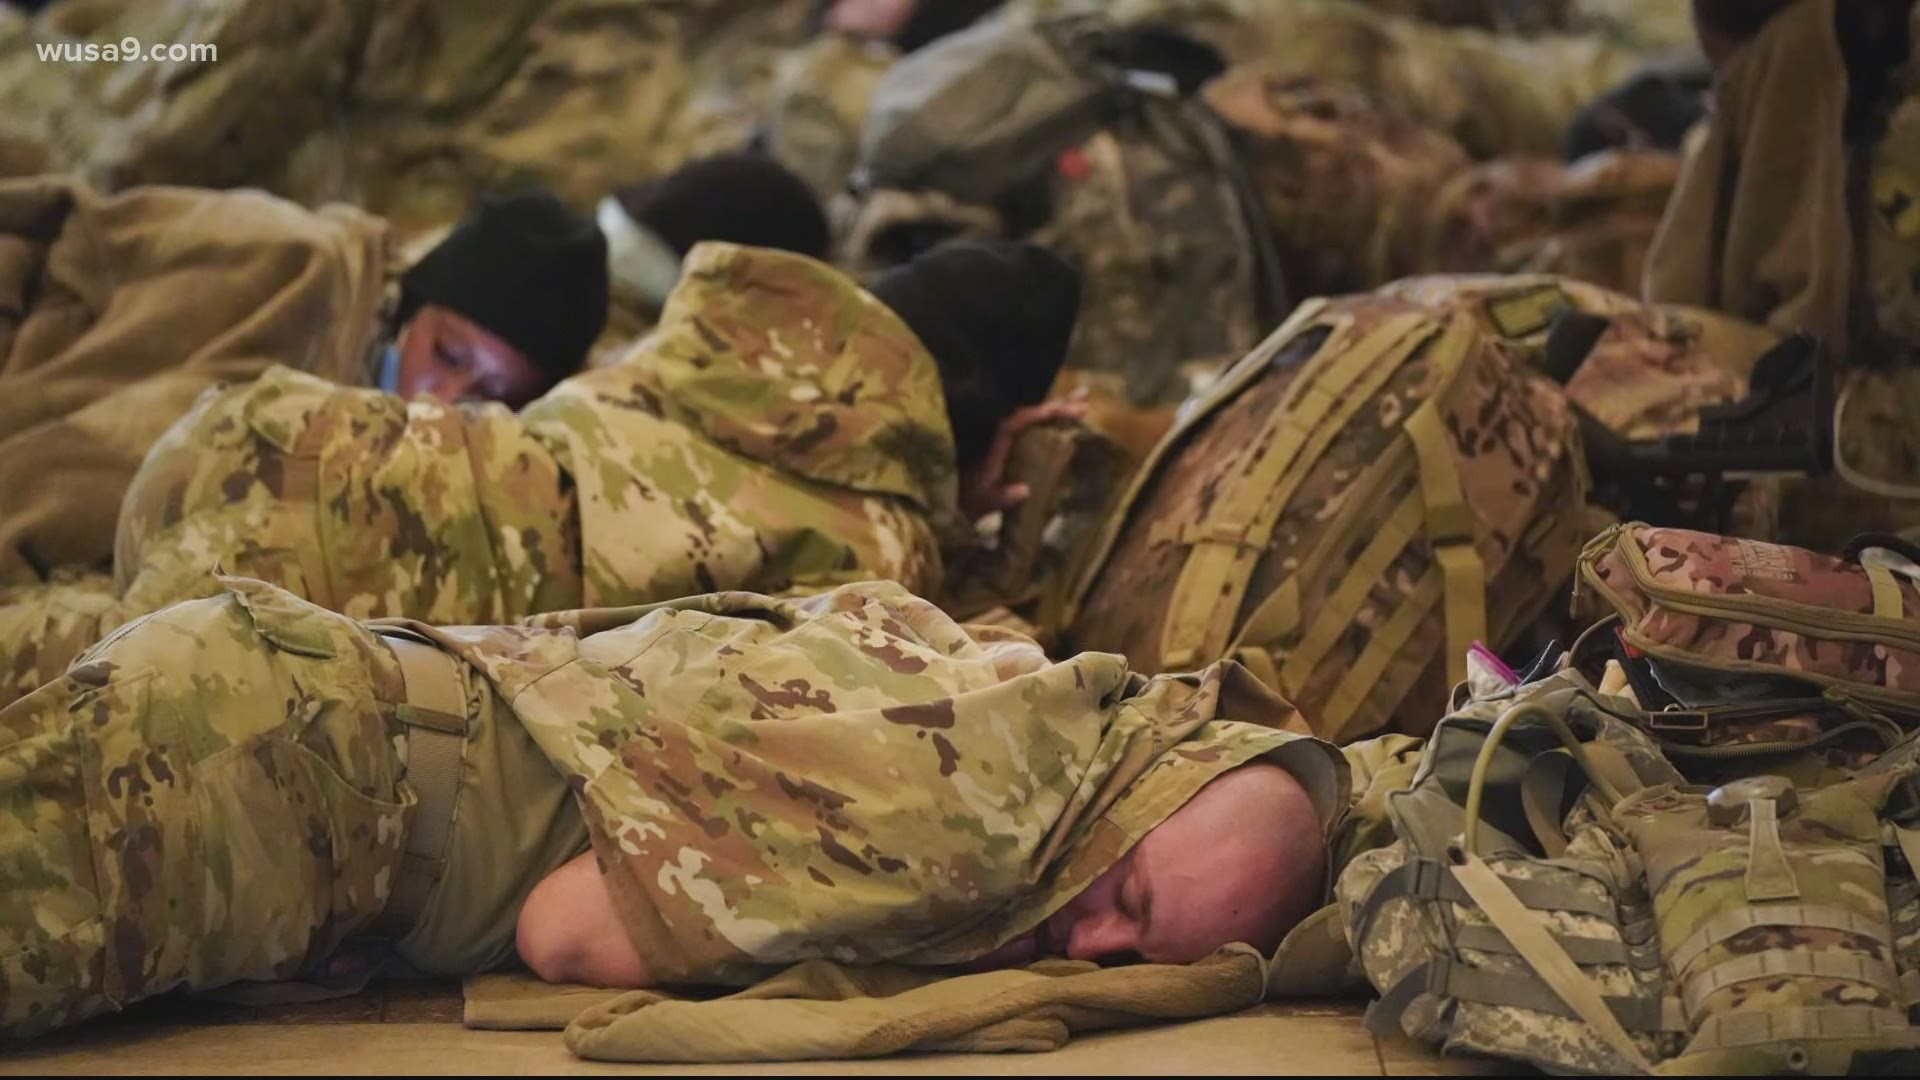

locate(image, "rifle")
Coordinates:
1546 312 1829 531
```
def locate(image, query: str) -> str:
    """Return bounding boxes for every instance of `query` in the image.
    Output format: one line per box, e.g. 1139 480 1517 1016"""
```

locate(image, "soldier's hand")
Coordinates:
961 394 1090 521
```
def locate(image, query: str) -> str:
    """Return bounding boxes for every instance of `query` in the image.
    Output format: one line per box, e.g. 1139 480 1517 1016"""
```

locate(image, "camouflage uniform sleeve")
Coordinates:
0 572 130 710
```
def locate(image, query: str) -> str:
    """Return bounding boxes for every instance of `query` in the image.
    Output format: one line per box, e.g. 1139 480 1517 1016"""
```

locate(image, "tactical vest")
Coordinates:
1344 526 1920 1074
1064 292 1588 742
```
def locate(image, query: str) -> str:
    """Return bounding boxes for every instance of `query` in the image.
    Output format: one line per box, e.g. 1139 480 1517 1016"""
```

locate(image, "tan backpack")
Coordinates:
1064 291 1588 741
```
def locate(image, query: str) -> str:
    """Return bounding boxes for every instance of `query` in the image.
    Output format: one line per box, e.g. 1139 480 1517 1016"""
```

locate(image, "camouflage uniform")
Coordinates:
0 574 1347 1038
0 243 953 708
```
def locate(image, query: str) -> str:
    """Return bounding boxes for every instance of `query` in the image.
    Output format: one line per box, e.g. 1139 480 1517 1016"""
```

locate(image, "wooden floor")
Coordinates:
0 982 1503 1076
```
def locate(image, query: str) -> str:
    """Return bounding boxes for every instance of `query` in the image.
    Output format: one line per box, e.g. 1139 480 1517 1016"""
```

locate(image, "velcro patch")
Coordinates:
1483 285 1572 340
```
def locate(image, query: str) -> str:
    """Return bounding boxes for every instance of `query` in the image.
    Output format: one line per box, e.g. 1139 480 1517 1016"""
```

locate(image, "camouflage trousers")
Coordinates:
0 578 414 1038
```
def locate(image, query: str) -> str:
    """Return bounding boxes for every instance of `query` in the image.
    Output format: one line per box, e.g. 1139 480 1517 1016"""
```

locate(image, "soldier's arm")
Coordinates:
516 852 654 988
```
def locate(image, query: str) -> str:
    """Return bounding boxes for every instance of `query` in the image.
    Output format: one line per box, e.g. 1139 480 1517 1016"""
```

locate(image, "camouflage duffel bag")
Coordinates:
1063 292 1589 742
1578 524 1920 721
1341 672 1920 1074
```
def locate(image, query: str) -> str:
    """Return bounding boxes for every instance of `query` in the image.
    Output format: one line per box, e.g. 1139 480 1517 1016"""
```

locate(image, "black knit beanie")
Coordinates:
612 153 830 261
398 189 609 386
893 0 1008 52
868 239 1080 471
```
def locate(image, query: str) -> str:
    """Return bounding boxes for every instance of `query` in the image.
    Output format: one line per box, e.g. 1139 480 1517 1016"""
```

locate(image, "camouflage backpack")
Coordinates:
845 8 1286 406
1064 291 1589 742
1577 524 1920 724
1339 667 1920 1074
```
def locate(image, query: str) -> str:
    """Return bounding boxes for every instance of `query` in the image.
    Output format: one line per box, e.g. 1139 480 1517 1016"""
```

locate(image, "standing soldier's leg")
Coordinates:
0 577 413 1038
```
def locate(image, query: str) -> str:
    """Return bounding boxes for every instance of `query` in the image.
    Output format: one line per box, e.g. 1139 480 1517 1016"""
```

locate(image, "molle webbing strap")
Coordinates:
1666 904 1894 980
1227 438 1416 674
1282 314 1487 739
1743 797 1802 902
1688 1005 1919 1053
1439 961 1685 1033
1270 490 1425 694
1348 857 1616 955
372 632 472 940
1062 297 1331 625
1365 957 1684 1040
1154 312 1437 668
1452 924 1631 967
1450 851 1655 1072
1682 950 1903 1018
1314 570 1443 745
1399 314 1488 691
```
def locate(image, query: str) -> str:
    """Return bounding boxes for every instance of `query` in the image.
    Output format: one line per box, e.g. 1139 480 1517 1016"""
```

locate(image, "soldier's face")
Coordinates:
964 762 1325 970
395 304 549 408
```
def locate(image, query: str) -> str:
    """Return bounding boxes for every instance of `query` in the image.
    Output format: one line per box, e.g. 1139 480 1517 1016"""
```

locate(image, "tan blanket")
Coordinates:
0 176 387 585
465 948 1272 1063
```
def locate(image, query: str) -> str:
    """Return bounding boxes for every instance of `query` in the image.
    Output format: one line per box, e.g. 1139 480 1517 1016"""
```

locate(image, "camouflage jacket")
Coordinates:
0 244 953 708
392 580 1349 985
520 241 955 608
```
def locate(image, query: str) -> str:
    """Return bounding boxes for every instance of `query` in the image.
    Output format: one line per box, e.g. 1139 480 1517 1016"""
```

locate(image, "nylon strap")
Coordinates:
1157 313 1436 667
1440 961 1686 1034
1520 751 1577 858
1273 490 1425 691
1064 298 1333 624
1452 924 1631 967
1897 825 1920 887
1667 903 1894 980
1347 856 1617 954
1310 314 1487 737
1316 570 1442 743
1867 562 1907 621
1689 1005 1919 1052
1578 741 1647 805
1399 315 1487 688
1450 852 1654 1072
372 633 471 940
1744 797 1801 902
1227 438 1415 657
1233 645 1283 693
1683 949 1902 1018
1363 963 1433 1037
